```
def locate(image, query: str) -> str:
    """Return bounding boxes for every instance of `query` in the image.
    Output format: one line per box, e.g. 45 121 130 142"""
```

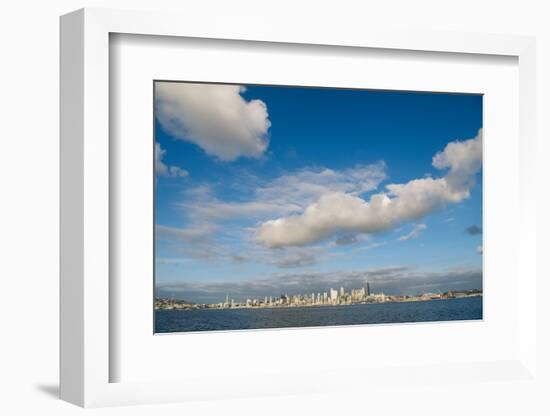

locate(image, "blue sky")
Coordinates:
154 82 483 303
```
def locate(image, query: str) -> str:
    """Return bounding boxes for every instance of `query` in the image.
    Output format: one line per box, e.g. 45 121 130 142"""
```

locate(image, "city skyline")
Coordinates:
156 279 482 311
159 281 375 307
154 82 483 305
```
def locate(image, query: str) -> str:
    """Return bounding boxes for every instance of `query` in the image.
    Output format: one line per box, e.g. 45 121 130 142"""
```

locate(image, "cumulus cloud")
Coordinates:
432 130 482 194
257 130 482 248
155 82 271 161
181 162 387 222
158 163 386 267
466 225 482 235
155 143 188 178
398 224 427 241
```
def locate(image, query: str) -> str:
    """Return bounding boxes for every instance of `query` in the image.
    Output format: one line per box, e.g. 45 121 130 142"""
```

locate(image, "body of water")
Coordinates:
155 296 482 333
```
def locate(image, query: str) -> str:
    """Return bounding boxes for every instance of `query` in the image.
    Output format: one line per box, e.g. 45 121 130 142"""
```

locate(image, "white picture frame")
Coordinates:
60 8 538 408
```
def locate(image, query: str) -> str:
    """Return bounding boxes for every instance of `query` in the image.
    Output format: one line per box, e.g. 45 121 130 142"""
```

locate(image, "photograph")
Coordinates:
153 81 483 333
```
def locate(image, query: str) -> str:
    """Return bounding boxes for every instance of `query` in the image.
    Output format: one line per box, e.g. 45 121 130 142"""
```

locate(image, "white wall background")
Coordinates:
1 0 548 414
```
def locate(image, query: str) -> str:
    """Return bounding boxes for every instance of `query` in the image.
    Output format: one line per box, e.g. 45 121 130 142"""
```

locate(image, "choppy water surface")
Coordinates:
155 296 482 333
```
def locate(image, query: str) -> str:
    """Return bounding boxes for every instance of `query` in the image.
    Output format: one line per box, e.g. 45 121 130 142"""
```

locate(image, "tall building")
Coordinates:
330 288 338 303
365 281 370 297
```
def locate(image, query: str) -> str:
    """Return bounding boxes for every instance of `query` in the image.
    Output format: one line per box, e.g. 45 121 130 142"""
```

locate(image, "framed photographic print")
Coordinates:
153 81 484 334
60 8 539 408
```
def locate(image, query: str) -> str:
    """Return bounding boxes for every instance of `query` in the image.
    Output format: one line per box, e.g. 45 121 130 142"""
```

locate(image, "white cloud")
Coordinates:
432 129 482 194
155 143 188 178
352 241 389 253
257 162 387 207
161 163 386 265
256 130 482 248
398 224 427 241
163 164 387 264
477 245 483 255
187 199 298 222
155 82 271 161
181 162 387 222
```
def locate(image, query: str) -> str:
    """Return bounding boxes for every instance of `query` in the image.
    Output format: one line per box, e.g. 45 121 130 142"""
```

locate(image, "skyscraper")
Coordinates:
365 281 370 297
330 288 338 303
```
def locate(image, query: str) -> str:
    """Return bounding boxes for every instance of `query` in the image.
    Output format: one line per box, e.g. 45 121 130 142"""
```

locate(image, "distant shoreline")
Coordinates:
155 292 482 311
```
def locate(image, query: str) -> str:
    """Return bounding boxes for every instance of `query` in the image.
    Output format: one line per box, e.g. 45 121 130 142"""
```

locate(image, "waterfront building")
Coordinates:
373 293 385 303
330 288 338 303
